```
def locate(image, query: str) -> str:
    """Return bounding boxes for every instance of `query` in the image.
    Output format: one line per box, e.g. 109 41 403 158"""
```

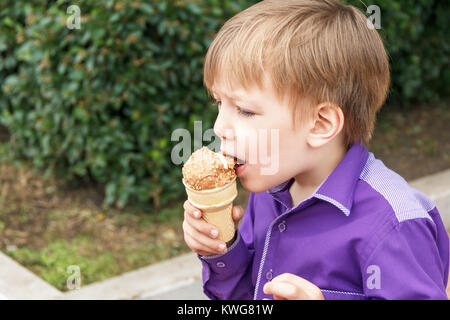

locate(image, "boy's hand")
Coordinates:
263 273 324 300
182 199 244 257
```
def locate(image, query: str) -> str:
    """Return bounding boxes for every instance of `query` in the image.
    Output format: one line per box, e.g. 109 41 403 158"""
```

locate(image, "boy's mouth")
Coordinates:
233 156 245 170
221 150 245 171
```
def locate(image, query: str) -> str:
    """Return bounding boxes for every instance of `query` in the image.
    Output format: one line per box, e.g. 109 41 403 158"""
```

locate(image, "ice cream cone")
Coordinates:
183 177 238 242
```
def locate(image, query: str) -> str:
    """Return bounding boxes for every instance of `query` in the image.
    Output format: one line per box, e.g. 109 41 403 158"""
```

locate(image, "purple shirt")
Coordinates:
199 142 449 300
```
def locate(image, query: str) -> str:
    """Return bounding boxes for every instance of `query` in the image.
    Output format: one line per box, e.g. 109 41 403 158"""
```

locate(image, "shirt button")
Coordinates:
216 261 226 268
278 221 286 232
266 270 273 280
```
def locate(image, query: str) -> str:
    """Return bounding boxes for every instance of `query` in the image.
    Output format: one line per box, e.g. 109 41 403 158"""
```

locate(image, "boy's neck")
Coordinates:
289 142 347 208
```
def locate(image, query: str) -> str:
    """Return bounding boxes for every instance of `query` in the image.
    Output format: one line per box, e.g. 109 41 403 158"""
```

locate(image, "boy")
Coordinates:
182 0 449 299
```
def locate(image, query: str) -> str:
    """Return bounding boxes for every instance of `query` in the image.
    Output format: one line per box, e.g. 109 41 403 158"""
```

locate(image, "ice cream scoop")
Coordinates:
182 146 237 191
182 146 239 242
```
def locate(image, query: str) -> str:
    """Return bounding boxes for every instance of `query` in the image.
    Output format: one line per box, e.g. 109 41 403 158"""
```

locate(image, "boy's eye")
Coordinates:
236 107 255 117
212 99 255 118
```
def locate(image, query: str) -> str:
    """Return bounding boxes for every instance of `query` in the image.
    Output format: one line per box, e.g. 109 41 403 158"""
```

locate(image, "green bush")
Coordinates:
0 0 448 209
344 0 449 104
0 0 257 209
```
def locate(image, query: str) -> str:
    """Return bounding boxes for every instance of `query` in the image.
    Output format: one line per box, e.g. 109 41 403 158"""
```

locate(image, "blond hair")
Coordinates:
203 0 390 148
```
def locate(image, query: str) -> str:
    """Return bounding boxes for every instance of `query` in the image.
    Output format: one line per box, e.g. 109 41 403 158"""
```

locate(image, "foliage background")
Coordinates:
0 0 448 210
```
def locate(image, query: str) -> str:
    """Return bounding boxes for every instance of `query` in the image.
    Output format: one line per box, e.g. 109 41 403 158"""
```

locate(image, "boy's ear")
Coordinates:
307 102 344 148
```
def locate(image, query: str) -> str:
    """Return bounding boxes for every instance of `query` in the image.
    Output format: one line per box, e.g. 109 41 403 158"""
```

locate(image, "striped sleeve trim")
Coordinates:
360 153 434 223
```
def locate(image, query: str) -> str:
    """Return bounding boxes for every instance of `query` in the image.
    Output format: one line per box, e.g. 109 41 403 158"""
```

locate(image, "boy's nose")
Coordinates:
213 109 236 141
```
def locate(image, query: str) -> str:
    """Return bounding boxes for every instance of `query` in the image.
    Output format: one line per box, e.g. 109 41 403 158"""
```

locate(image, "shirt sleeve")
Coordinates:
361 217 449 300
198 192 256 300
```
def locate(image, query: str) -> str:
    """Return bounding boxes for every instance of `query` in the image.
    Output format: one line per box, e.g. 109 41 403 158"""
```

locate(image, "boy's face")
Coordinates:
212 73 314 193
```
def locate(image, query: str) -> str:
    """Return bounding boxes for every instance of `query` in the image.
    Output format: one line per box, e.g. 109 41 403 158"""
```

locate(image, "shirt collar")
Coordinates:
266 141 369 216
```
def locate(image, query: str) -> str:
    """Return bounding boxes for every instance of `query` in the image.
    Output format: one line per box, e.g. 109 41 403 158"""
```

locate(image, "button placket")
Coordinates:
266 269 273 281
255 198 316 300
278 220 286 232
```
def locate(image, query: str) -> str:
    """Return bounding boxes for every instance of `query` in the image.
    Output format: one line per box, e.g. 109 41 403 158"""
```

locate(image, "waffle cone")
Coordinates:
183 178 238 242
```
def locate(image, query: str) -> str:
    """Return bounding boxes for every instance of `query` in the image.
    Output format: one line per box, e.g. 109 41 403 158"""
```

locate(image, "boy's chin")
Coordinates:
238 175 279 194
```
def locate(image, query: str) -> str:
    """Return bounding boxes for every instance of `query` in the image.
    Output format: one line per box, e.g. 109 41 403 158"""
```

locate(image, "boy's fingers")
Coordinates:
183 219 227 254
183 230 216 256
263 281 304 300
271 273 320 295
183 200 202 218
197 249 213 257
184 210 219 239
270 273 298 283
266 273 324 300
